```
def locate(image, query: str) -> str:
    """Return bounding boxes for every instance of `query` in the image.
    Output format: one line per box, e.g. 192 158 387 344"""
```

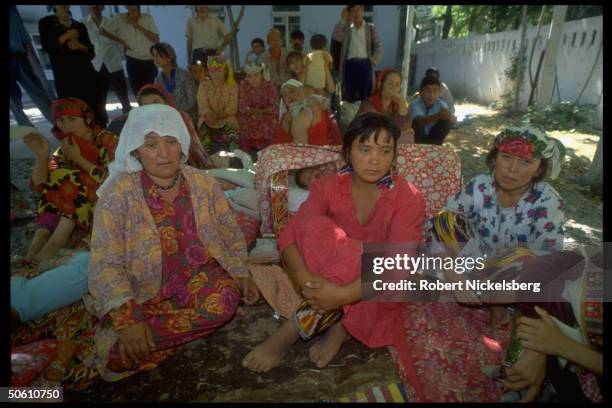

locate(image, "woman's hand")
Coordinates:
59 138 82 163
238 277 260 306
444 269 481 305
116 321 156 365
500 348 547 402
23 132 51 159
301 278 348 314
518 306 566 356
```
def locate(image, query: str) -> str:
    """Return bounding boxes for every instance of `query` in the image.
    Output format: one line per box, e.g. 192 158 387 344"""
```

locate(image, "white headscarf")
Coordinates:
244 61 270 82
97 104 191 197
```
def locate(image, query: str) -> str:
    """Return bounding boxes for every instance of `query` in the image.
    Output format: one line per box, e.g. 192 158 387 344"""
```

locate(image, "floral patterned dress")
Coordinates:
237 79 279 151
395 173 566 402
30 130 117 231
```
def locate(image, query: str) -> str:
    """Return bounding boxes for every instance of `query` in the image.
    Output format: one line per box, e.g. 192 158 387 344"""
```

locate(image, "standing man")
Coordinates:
84 5 132 117
289 29 305 54
10 5 55 126
244 37 265 64
186 5 234 66
332 5 383 102
101 5 159 98
259 28 290 87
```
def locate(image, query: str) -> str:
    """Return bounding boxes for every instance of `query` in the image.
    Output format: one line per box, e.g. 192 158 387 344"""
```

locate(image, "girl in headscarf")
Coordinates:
394 126 568 402
358 67 414 144
151 42 198 125
197 55 239 154
20 97 118 264
12 104 259 390
238 61 280 154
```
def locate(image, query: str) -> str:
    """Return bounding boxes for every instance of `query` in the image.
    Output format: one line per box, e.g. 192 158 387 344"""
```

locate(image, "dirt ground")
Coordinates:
10 102 603 402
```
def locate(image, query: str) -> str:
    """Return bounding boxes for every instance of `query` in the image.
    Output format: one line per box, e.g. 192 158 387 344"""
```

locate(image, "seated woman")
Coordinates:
358 68 414 144
11 104 259 389
396 126 567 402
237 61 280 155
107 84 215 169
272 80 341 146
151 42 198 125
197 55 239 154
20 97 118 265
242 112 426 373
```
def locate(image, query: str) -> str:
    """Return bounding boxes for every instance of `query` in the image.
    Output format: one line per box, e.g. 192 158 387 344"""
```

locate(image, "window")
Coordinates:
272 5 301 49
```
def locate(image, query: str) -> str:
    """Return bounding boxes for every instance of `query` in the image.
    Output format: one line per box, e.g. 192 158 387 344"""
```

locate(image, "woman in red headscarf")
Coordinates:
358 67 414 144
21 98 118 264
106 83 215 169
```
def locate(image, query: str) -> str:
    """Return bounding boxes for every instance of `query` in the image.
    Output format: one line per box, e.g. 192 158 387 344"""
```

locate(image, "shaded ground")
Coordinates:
10 102 603 402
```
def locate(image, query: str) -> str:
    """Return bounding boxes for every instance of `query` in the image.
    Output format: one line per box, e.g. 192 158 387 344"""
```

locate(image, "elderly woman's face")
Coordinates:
381 72 401 99
281 85 299 106
136 132 182 179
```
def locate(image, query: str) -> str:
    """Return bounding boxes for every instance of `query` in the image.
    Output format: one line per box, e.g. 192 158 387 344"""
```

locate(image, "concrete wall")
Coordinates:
412 16 603 128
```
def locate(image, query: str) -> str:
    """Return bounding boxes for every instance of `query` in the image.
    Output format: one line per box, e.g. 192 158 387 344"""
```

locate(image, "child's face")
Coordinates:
246 71 263 87
421 84 440 107
191 64 207 83
288 57 304 75
291 38 304 50
348 130 395 184
252 43 264 55
297 166 322 189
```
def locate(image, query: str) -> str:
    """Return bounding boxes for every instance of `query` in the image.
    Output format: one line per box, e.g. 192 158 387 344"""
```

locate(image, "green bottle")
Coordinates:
503 307 523 370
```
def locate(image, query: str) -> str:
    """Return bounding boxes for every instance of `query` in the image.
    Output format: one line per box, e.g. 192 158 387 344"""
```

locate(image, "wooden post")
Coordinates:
400 5 415 99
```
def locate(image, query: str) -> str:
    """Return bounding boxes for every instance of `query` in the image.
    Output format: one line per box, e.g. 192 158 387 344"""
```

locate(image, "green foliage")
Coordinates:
522 102 595 131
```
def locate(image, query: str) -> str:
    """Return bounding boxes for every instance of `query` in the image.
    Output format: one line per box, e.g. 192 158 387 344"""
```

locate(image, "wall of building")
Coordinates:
412 16 603 128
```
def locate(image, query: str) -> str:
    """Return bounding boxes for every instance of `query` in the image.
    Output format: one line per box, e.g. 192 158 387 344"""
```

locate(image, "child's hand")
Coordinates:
517 306 566 356
301 278 346 314
238 277 260 306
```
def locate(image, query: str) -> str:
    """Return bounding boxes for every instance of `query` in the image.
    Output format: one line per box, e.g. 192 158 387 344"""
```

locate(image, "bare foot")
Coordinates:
242 319 299 373
308 322 349 368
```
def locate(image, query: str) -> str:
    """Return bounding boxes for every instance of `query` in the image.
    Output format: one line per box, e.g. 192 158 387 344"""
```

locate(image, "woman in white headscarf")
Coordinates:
237 61 279 155
12 104 259 389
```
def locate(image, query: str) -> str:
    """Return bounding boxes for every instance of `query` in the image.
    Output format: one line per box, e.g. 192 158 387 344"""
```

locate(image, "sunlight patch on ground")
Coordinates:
565 219 603 236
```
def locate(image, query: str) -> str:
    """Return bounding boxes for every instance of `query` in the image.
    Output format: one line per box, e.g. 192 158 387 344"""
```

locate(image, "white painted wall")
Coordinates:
373 5 402 69
412 16 603 128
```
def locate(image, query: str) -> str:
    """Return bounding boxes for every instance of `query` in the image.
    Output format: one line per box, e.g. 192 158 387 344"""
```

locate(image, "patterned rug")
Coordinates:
327 383 409 403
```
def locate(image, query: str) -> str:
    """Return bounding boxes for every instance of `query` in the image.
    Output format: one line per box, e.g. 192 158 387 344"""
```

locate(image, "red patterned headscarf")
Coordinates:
51 97 99 141
137 83 177 108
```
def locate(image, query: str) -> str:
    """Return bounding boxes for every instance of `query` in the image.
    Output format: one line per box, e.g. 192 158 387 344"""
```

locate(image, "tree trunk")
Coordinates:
442 5 453 39
395 6 407 68
528 6 547 89
576 136 603 196
513 5 528 112
535 5 568 107
225 6 246 72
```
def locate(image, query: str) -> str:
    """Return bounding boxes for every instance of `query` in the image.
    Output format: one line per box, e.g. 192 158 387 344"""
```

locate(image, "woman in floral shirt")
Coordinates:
12 105 259 389
395 126 568 402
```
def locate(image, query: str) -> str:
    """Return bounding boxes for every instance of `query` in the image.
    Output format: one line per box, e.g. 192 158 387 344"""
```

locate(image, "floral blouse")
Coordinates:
438 173 565 257
197 80 239 129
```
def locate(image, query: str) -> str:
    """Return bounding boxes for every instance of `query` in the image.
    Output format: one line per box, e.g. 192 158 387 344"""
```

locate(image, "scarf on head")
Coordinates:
493 126 566 179
207 55 236 86
244 61 270 82
97 104 191 198
51 97 102 165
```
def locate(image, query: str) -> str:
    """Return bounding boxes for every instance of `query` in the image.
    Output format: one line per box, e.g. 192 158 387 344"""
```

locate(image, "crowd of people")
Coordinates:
9 4 602 403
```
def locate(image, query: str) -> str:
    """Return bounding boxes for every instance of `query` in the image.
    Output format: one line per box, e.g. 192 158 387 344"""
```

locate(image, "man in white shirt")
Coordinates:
331 5 383 102
186 5 233 66
100 5 159 97
84 5 131 115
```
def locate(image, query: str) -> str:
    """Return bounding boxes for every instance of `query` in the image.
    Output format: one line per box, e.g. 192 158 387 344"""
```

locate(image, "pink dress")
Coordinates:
237 79 280 150
278 170 425 348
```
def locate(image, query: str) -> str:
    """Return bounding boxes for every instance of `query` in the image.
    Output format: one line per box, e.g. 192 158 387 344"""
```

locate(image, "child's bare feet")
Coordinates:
308 322 349 368
242 319 299 373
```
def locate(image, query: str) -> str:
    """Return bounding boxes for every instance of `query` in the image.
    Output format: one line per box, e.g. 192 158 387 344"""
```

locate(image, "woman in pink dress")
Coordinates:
242 112 425 372
237 61 280 155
